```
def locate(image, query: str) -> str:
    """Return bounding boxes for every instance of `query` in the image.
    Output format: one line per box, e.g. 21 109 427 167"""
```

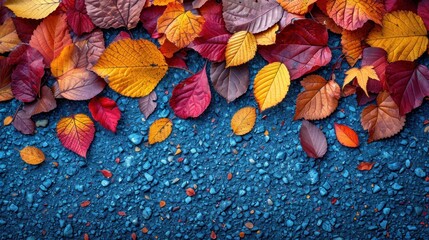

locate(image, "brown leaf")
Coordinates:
22 86 57 116
294 75 340 120
361 91 405 142
341 22 373 67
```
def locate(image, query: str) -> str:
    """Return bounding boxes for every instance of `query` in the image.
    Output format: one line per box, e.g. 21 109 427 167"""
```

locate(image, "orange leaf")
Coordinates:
148 118 173 144
186 188 195 197
3 116 13 126
0 18 21 54
277 0 316 15
343 65 379 97
19 146 45 165
56 114 95 158
231 107 256 136
157 2 205 49
80 200 91 208
159 200 166 208
311 6 343 34
361 91 405 142
334 123 359 148
29 14 72 65
341 22 373 67
357 162 375 171
326 0 384 31
254 24 278 46
294 75 340 120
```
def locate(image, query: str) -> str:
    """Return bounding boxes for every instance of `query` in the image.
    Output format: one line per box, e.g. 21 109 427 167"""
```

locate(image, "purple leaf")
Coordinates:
210 61 249 103
23 86 57 116
299 120 327 159
12 110 35 135
138 90 157 119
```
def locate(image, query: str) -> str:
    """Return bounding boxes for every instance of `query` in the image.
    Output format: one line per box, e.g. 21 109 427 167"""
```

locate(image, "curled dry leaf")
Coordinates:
210 61 249 103
357 162 375 171
93 39 168 98
231 106 256 136
253 62 290 112
366 11 428 62
4 0 60 19
225 31 257 67
19 146 45 165
334 123 360 148
56 114 95 158
361 91 406 142
299 120 327 159
0 18 21 54
294 75 340 121
85 0 145 29
138 91 157 119
148 118 173 144
89 97 121 133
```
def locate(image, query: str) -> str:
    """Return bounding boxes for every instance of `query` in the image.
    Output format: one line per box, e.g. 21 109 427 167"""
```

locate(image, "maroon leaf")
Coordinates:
361 47 388 93
10 45 45 102
299 120 327 159
89 96 121 133
23 86 57 116
11 18 41 43
140 6 166 38
418 0 429 31
61 0 95 36
138 90 157 119
12 110 35 135
170 65 211 119
222 0 284 34
210 61 249 103
386 61 429 115
386 0 418 13
166 52 188 69
356 87 377 106
0 56 13 102
0 6 14 25
259 19 332 80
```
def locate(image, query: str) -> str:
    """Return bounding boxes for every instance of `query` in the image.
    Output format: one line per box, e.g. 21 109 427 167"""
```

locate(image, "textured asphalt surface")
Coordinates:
0 27 429 239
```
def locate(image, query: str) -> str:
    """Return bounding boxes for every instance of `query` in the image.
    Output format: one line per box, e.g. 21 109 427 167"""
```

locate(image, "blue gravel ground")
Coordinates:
1 26 429 239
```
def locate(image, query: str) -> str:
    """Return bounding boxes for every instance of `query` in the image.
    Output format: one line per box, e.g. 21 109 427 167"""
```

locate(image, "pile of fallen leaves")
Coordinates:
1 0 429 159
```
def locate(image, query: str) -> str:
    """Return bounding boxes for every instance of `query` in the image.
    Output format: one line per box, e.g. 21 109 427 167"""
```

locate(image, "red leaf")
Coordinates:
140 6 166 38
386 0 418 13
99 169 112 178
12 110 35 135
138 91 157 119
299 120 327 159
10 45 45 102
278 10 306 31
334 123 359 148
361 47 388 92
80 200 91 207
88 97 121 133
191 34 230 63
166 52 188 69
357 162 375 171
386 61 429 115
170 65 211 119
210 231 217 239
61 0 95 36
11 18 41 43
210 62 249 103
259 19 332 80
22 86 57 116
418 0 429 31
118 211 126 216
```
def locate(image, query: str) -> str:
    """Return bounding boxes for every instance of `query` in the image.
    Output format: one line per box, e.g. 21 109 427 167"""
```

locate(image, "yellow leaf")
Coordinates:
366 11 428 62
231 107 257 136
19 146 45 165
226 31 257 67
4 0 60 19
3 116 13 126
343 66 379 97
277 0 316 14
148 118 173 144
153 0 181 6
157 2 205 49
51 44 76 77
255 24 278 46
93 39 168 97
0 18 21 54
254 62 290 111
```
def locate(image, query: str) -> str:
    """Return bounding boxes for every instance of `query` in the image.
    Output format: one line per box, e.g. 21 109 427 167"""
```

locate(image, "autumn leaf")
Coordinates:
222 0 283 34
341 22 373 67
56 114 95 158
19 146 45 165
225 31 257 67
385 0 418 13
366 11 428 62
343 66 379 97
334 123 359 148
357 162 375 171
170 65 211 119
139 91 157 119
254 62 290 112
100 169 112 178
0 57 13 102
89 97 121 133
386 61 429 115
85 0 145 29
231 107 256 135
29 14 72 65
56 68 106 100
93 39 168 98
61 0 95 35
255 24 278 46
0 18 21 54
325 0 384 31
259 19 332 80
210 61 249 103
311 5 343 34
12 110 35 134
157 2 204 49
3 116 13 126
11 17 40 43
277 0 316 15
418 0 429 30
299 120 327 159
72 29 105 69
361 47 388 92
361 91 406 142
148 118 173 144
22 86 57 116
140 6 166 38
4 0 60 19
294 75 340 120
